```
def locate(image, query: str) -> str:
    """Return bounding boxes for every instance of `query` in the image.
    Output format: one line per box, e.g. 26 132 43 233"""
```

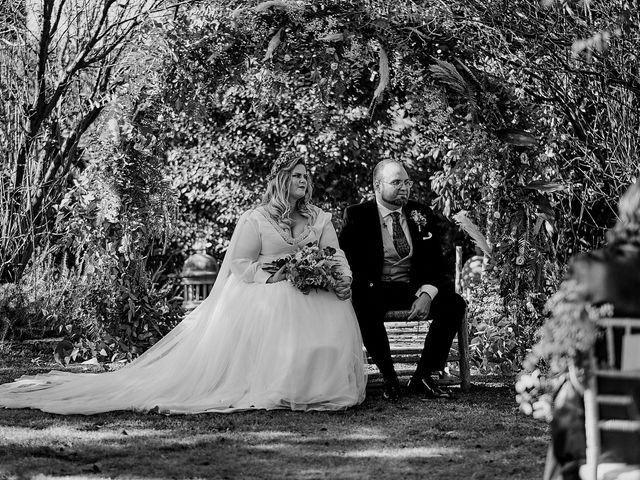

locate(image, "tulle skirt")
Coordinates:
0 275 367 414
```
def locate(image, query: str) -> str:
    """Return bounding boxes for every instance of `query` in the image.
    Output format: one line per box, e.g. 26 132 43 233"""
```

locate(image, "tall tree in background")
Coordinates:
0 0 173 282
454 0 640 250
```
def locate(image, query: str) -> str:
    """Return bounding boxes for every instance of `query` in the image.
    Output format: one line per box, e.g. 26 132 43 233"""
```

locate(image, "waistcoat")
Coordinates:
380 220 412 283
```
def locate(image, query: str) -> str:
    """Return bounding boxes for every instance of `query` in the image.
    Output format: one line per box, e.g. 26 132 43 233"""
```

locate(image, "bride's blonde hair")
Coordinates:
261 153 316 227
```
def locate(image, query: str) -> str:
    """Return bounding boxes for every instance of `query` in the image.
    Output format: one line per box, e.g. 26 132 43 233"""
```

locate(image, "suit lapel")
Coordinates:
364 200 384 256
403 203 420 245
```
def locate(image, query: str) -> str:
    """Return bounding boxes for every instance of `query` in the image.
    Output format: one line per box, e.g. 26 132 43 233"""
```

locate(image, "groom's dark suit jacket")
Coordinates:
339 199 449 299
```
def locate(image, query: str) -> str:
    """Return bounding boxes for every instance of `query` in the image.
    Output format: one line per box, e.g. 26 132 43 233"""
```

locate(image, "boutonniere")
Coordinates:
410 210 428 231
410 210 432 239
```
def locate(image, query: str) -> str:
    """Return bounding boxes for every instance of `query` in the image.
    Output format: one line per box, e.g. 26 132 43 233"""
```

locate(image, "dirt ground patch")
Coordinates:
0 346 547 480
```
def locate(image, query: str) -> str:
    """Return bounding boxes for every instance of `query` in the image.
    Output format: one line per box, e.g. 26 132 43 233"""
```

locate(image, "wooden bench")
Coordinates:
365 309 471 392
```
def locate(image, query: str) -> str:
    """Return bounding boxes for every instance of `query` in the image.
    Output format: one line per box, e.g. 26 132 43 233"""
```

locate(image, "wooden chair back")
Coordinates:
582 318 640 480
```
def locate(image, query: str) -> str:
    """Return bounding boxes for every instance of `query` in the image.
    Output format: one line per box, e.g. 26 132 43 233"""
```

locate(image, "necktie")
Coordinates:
390 212 410 258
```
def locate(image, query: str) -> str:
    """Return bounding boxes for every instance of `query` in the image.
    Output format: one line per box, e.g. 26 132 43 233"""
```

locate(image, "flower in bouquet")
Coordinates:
267 243 342 294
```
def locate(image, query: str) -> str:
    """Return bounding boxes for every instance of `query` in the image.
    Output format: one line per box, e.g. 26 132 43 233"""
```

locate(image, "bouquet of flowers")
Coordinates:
264 243 342 294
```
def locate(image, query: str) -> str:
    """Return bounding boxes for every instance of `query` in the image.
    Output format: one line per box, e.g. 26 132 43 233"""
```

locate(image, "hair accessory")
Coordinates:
267 152 300 181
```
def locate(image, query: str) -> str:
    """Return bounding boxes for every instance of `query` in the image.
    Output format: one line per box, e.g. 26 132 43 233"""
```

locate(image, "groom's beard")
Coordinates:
383 194 409 207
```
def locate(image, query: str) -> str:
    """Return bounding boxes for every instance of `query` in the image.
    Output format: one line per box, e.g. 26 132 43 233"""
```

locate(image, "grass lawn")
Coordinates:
0 346 548 480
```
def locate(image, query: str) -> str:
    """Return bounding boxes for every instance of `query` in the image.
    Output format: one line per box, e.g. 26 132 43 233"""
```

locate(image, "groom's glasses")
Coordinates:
381 180 414 189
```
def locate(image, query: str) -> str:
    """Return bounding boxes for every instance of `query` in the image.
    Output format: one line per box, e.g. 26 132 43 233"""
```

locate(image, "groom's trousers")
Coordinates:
351 281 466 382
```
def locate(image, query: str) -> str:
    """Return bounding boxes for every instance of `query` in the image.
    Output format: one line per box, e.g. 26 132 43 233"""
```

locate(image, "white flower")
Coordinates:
532 399 553 421
410 210 428 231
515 377 529 393
520 402 533 415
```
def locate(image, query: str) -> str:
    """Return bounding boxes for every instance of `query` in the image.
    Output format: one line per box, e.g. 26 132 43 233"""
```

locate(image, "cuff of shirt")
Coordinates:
416 284 438 300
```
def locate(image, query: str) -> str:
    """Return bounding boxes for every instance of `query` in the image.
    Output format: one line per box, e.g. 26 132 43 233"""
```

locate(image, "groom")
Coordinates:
339 160 466 401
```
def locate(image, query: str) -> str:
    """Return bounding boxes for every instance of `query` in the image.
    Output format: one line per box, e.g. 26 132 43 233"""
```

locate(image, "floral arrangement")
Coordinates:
264 243 342 294
515 278 613 421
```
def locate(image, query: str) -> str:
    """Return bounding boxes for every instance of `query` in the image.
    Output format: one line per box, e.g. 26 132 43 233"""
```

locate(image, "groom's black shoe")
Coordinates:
407 375 452 399
382 377 401 402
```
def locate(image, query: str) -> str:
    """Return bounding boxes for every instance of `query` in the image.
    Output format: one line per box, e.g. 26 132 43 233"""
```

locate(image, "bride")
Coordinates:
0 154 367 414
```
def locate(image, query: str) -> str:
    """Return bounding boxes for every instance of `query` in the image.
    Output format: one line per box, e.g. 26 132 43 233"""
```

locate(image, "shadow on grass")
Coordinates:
0 383 548 480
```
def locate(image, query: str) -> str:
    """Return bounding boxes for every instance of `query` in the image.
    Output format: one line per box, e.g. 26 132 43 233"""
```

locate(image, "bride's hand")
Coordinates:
266 265 287 284
334 276 352 300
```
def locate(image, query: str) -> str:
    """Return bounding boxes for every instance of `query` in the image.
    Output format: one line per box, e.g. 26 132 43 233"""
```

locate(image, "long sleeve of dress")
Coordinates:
318 211 352 279
230 213 271 284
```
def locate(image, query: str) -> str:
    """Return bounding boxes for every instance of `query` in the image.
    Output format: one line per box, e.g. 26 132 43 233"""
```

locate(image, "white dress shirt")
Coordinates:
376 201 439 300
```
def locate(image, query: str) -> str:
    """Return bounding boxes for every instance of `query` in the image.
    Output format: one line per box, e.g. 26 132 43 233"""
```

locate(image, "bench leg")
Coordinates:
459 310 471 392
455 246 471 392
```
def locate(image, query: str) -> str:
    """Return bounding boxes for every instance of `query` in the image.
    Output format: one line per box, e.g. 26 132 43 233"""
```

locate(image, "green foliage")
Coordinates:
47 104 184 361
456 0 640 251
0 1 185 362
0 251 181 364
0 0 169 283
5 0 638 371
148 0 581 372
0 264 79 343
426 47 563 372
423 0 640 371
149 1 468 259
0 76 185 361
466 279 516 374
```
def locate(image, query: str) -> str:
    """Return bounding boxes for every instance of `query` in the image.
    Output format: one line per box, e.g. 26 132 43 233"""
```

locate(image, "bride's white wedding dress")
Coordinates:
0 206 367 414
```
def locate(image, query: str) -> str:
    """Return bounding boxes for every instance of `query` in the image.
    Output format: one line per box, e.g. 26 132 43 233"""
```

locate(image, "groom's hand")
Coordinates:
334 276 352 301
408 293 432 321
